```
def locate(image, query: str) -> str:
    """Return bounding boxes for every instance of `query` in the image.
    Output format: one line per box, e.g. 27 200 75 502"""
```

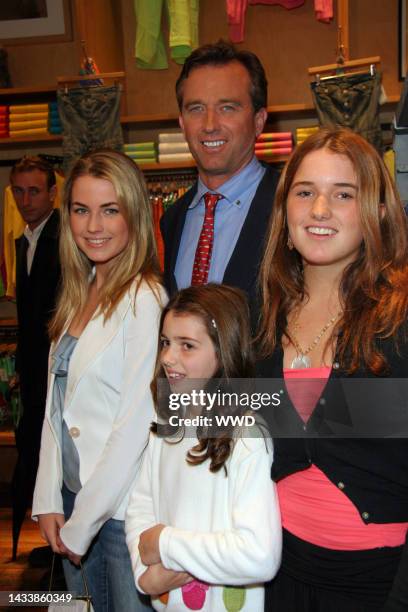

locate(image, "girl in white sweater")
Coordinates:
126 284 281 611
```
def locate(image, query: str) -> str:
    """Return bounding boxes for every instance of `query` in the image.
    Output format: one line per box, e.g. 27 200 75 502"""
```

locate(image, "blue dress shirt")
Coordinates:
174 156 266 289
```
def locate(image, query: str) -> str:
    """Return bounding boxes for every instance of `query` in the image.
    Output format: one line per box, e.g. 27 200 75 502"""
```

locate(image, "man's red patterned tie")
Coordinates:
191 192 222 286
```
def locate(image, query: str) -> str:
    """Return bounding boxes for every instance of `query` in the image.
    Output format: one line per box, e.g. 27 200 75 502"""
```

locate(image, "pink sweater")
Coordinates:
226 0 331 43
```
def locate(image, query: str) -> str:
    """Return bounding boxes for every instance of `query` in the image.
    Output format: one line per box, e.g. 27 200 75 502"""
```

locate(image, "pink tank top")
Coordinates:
278 367 408 550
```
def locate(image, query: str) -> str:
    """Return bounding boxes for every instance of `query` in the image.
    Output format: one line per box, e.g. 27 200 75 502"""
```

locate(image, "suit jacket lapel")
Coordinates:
63 289 132 406
15 235 28 288
26 210 59 280
223 167 277 290
170 184 197 291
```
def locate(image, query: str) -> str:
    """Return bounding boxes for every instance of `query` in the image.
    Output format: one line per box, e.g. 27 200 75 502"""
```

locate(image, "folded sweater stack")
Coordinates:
9 103 49 138
255 132 293 157
124 142 157 164
158 132 193 164
0 105 8 138
49 101 62 135
296 126 319 145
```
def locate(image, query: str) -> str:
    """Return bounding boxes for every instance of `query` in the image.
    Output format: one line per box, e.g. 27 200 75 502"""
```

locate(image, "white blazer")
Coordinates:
32 278 166 555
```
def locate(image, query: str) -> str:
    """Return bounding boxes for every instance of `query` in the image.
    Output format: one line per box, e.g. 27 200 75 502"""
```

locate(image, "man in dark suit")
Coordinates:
161 40 279 312
10 156 61 560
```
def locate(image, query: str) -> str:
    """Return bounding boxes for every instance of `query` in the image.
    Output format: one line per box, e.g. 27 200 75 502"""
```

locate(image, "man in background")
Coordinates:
10 156 61 562
161 40 279 314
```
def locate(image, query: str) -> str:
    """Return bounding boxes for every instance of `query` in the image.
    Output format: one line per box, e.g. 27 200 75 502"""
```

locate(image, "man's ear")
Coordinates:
254 108 267 138
49 183 57 204
179 114 185 133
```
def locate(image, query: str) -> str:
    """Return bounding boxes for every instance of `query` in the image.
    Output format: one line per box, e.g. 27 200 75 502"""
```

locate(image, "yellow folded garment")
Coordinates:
158 142 190 154
9 119 48 130
9 104 49 113
158 132 187 143
383 149 395 180
124 142 155 151
296 127 319 136
9 127 48 137
9 112 48 122
158 152 194 163
129 158 158 165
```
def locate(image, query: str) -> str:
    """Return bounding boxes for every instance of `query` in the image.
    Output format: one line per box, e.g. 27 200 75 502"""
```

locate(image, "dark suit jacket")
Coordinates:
15 209 61 413
160 164 279 312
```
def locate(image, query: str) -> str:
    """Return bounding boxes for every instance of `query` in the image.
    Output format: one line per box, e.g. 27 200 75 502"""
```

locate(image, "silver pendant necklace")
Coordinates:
289 313 340 369
291 353 312 369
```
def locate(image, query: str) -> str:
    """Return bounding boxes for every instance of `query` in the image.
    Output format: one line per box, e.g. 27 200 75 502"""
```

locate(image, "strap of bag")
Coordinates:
49 553 92 608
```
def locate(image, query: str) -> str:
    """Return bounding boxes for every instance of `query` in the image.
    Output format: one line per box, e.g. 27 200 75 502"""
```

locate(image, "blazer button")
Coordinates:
337 481 345 490
69 426 80 438
362 511 370 520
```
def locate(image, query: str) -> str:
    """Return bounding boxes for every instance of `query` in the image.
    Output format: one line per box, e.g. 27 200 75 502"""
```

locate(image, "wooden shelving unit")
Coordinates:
0 86 61 149
0 84 400 169
0 86 57 97
0 134 62 146
121 96 401 126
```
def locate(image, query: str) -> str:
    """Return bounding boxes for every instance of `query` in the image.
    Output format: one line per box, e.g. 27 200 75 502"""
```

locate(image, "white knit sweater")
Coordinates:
125 429 282 611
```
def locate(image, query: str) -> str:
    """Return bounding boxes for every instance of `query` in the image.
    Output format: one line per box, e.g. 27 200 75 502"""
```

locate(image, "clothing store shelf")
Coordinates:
121 96 400 126
0 88 399 116
121 113 180 125
120 104 319 125
138 155 288 172
0 86 57 97
0 89 399 151
120 105 324 125
256 155 289 165
140 160 196 171
0 135 62 147
0 317 18 325
0 430 15 446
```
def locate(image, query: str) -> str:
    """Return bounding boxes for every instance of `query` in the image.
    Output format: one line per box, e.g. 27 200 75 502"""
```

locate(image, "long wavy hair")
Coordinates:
50 150 161 340
151 284 255 472
258 128 408 373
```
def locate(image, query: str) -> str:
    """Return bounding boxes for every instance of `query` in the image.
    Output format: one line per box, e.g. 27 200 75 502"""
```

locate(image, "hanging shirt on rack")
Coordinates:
134 0 199 69
226 0 248 44
314 0 333 22
169 0 199 65
134 0 168 69
57 85 123 174
250 0 304 6
226 0 331 43
311 71 383 151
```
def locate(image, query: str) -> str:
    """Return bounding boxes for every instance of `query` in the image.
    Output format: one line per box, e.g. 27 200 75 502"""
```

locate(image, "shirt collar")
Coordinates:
23 211 53 244
189 156 263 209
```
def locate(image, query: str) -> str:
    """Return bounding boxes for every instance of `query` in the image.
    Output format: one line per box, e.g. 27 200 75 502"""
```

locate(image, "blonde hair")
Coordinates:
258 128 408 373
50 150 161 340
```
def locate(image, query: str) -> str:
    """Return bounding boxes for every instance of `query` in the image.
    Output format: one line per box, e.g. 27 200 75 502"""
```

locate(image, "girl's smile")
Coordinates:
70 175 129 276
160 311 218 386
287 148 363 273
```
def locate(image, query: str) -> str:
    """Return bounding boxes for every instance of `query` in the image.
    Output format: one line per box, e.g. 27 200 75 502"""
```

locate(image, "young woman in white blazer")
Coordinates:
32 150 165 611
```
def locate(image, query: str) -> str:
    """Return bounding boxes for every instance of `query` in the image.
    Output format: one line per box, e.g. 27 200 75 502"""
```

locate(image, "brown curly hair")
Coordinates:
151 284 255 472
